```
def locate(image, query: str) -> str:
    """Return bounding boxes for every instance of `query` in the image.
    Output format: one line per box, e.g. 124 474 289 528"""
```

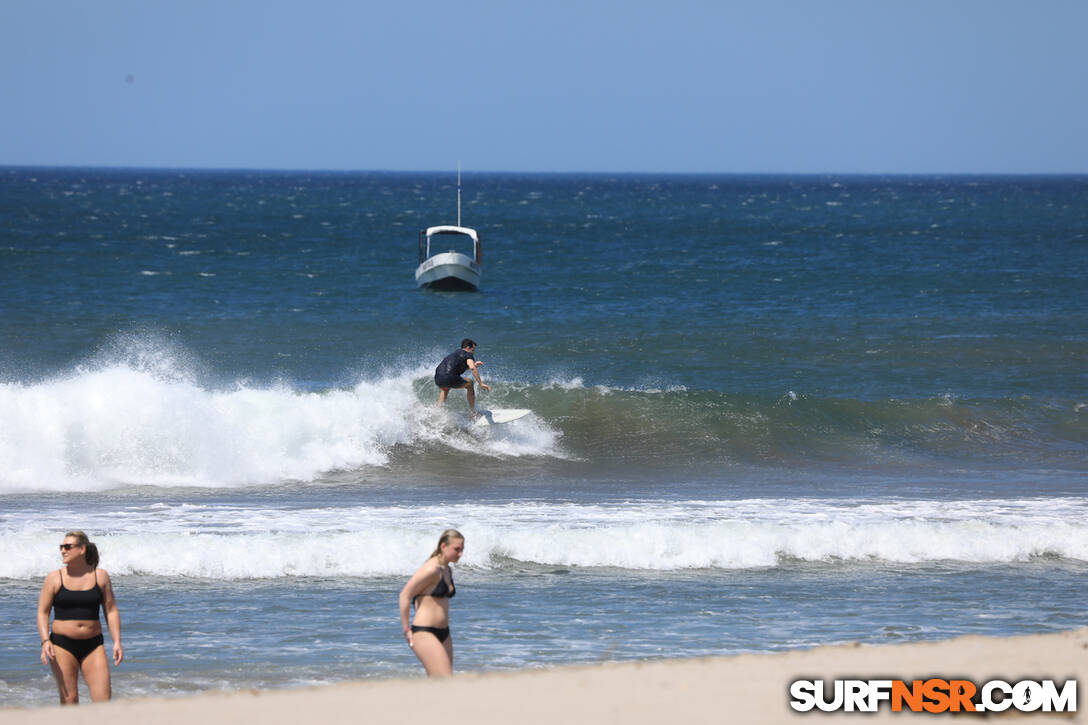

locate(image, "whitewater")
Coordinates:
0 357 561 493
2 498 1087 580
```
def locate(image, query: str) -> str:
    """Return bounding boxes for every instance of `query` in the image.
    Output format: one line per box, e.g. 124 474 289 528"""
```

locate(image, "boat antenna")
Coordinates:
457 161 462 227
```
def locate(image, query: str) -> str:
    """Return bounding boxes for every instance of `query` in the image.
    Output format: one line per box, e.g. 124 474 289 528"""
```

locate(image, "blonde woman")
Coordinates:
37 531 123 704
398 529 464 676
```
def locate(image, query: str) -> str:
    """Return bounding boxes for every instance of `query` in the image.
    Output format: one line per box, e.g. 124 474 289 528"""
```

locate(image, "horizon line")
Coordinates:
3 163 1087 178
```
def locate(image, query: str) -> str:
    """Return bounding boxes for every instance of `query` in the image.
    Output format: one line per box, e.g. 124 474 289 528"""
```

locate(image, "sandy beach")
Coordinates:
3 628 1084 724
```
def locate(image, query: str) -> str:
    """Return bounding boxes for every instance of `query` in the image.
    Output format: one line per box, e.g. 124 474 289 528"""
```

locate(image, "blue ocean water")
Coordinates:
1 168 1086 706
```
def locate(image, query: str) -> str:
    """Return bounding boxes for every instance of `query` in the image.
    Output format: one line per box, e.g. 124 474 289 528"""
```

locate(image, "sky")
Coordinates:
1 0 1086 174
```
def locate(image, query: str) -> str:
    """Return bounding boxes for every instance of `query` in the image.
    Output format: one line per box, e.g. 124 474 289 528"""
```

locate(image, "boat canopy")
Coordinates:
420 225 481 265
425 225 479 242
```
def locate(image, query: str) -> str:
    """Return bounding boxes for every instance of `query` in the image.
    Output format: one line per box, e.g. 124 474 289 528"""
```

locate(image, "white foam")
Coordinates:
2 498 1085 579
0 349 561 493
533 377 686 395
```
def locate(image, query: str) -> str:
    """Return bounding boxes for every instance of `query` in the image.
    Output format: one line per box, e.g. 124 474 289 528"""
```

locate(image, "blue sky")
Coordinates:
2 1 1085 173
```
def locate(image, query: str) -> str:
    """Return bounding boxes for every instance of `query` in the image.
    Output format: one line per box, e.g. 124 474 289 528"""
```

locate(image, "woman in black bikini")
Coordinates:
398 529 463 676
37 530 123 704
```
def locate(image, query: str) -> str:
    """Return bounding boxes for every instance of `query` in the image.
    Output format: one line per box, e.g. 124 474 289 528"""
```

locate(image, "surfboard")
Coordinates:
471 408 532 426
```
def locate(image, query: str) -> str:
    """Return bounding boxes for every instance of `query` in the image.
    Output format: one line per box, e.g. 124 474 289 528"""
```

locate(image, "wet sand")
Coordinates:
3 628 1085 724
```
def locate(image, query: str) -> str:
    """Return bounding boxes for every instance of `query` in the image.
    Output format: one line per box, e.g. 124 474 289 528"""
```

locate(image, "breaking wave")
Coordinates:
2 498 1085 578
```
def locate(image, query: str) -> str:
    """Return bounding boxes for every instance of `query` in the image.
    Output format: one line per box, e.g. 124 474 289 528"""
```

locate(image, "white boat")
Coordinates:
415 225 481 290
415 167 482 291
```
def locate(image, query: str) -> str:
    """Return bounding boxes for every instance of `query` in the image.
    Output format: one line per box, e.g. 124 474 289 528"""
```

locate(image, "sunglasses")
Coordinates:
59 543 80 551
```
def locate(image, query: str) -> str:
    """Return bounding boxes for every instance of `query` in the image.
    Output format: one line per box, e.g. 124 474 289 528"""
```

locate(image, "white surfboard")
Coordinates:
471 408 532 426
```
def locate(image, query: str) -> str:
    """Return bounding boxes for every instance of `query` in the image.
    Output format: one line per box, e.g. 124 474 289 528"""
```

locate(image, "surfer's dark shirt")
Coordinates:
435 349 474 386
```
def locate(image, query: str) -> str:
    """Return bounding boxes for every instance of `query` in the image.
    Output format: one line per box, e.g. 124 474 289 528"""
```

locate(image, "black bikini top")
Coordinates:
53 570 103 621
415 567 455 603
431 568 455 598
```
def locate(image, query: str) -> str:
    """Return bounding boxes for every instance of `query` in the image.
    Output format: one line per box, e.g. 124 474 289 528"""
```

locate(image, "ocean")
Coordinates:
1 168 1086 706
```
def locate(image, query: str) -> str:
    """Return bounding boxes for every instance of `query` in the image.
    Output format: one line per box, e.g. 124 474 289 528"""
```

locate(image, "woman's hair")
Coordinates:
430 529 464 560
66 530 100 569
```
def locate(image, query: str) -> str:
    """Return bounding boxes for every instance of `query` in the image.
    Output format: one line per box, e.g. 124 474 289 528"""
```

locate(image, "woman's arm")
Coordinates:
37 572 57 665
398 564 440 645
99 570 124 665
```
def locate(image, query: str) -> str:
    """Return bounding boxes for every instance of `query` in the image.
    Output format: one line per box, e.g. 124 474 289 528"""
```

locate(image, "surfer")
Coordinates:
434 338 490 418
37 530 124 704
398 529 464 677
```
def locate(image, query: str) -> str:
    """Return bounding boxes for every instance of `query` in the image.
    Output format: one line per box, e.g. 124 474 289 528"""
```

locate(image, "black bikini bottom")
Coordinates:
411 625 450 644
50 632 104 663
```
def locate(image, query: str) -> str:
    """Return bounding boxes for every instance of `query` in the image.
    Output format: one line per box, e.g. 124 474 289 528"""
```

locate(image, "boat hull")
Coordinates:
415 251 481 291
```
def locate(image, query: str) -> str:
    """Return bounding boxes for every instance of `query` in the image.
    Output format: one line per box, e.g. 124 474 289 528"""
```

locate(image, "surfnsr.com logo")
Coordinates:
789 678 1077 714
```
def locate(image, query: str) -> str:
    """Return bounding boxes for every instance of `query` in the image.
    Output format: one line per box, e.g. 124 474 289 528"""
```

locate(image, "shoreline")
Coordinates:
3 628 1085 724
